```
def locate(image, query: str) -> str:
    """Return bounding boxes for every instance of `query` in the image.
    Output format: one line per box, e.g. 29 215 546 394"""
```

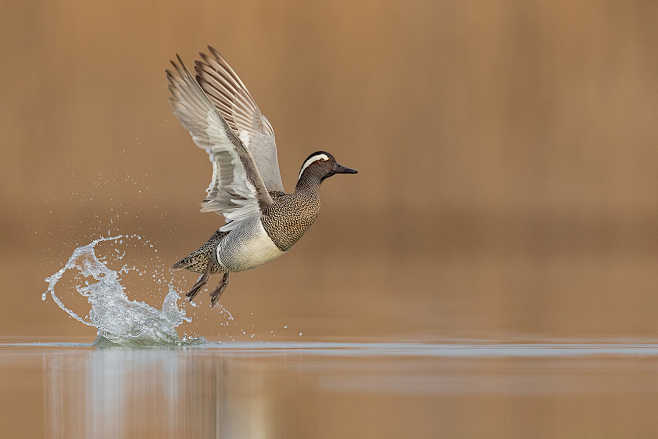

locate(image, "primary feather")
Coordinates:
166 55 273 231
195 46 285 193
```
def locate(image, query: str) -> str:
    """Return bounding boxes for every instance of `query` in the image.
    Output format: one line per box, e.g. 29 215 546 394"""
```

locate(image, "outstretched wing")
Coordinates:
166 55 274 231
194 46 285 192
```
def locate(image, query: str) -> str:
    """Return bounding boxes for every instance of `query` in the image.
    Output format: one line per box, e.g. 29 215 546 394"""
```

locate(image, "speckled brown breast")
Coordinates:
261 190 320 251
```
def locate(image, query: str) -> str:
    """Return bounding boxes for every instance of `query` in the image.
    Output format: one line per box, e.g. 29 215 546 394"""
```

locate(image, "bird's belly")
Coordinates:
217 219 284 272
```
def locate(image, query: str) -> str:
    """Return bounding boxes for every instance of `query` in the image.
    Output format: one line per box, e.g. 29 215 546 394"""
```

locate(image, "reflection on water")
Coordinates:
2 341 658 438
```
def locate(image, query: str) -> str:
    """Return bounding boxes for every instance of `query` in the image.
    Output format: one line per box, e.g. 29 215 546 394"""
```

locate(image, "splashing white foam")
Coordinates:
42 235 205 347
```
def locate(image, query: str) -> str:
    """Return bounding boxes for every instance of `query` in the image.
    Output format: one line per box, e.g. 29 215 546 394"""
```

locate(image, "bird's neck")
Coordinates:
294 172 323 194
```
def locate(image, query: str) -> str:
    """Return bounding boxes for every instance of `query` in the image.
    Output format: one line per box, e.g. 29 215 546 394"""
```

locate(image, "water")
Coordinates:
18 237 658 437
41 235 211 346
2 339 658 438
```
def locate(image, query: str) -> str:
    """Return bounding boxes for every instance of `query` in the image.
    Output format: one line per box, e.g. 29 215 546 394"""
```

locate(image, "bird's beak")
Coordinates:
334 163 358 174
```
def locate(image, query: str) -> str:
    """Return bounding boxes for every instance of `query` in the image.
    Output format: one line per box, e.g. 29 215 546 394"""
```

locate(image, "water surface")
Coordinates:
4 237 653 438
2 339 658 438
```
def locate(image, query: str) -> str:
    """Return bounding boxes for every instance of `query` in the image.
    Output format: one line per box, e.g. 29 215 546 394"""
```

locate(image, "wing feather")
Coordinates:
166 54 274 231
194 46 285 192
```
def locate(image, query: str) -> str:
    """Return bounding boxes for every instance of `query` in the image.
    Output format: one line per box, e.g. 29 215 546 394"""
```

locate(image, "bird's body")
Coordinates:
166 46 357 307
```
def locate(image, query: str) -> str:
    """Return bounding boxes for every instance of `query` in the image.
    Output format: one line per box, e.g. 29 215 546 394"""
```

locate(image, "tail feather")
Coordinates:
172 248 212 273
173 229 226 273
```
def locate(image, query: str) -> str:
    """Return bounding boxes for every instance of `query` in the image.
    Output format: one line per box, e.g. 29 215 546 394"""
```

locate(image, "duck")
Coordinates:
165 46 358 307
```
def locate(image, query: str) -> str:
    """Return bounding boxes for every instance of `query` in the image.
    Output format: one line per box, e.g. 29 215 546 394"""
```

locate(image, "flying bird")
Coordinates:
165 46 358 307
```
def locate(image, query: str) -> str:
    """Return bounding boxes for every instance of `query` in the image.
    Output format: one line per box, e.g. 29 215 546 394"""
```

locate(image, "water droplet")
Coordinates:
40 234 213 347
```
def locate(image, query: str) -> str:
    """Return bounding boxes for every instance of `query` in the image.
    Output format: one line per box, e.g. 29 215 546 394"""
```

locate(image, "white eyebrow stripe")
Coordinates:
298 154 329 180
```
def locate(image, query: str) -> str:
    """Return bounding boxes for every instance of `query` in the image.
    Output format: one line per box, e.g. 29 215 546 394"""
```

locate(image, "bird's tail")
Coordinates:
172 229 226 273
172 247 212 273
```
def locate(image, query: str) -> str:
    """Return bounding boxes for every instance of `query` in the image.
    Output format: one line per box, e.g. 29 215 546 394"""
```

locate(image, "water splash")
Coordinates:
42 235 205 347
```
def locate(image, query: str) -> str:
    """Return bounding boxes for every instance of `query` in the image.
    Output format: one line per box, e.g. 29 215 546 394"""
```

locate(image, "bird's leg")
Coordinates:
210 272 230 308
186 271 209 302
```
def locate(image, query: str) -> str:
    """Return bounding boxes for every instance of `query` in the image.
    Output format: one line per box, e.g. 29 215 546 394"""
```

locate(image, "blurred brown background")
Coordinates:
0 0 656 340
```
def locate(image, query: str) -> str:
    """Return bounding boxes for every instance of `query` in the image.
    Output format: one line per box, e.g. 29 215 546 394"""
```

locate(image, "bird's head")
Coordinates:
296 151 358 188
